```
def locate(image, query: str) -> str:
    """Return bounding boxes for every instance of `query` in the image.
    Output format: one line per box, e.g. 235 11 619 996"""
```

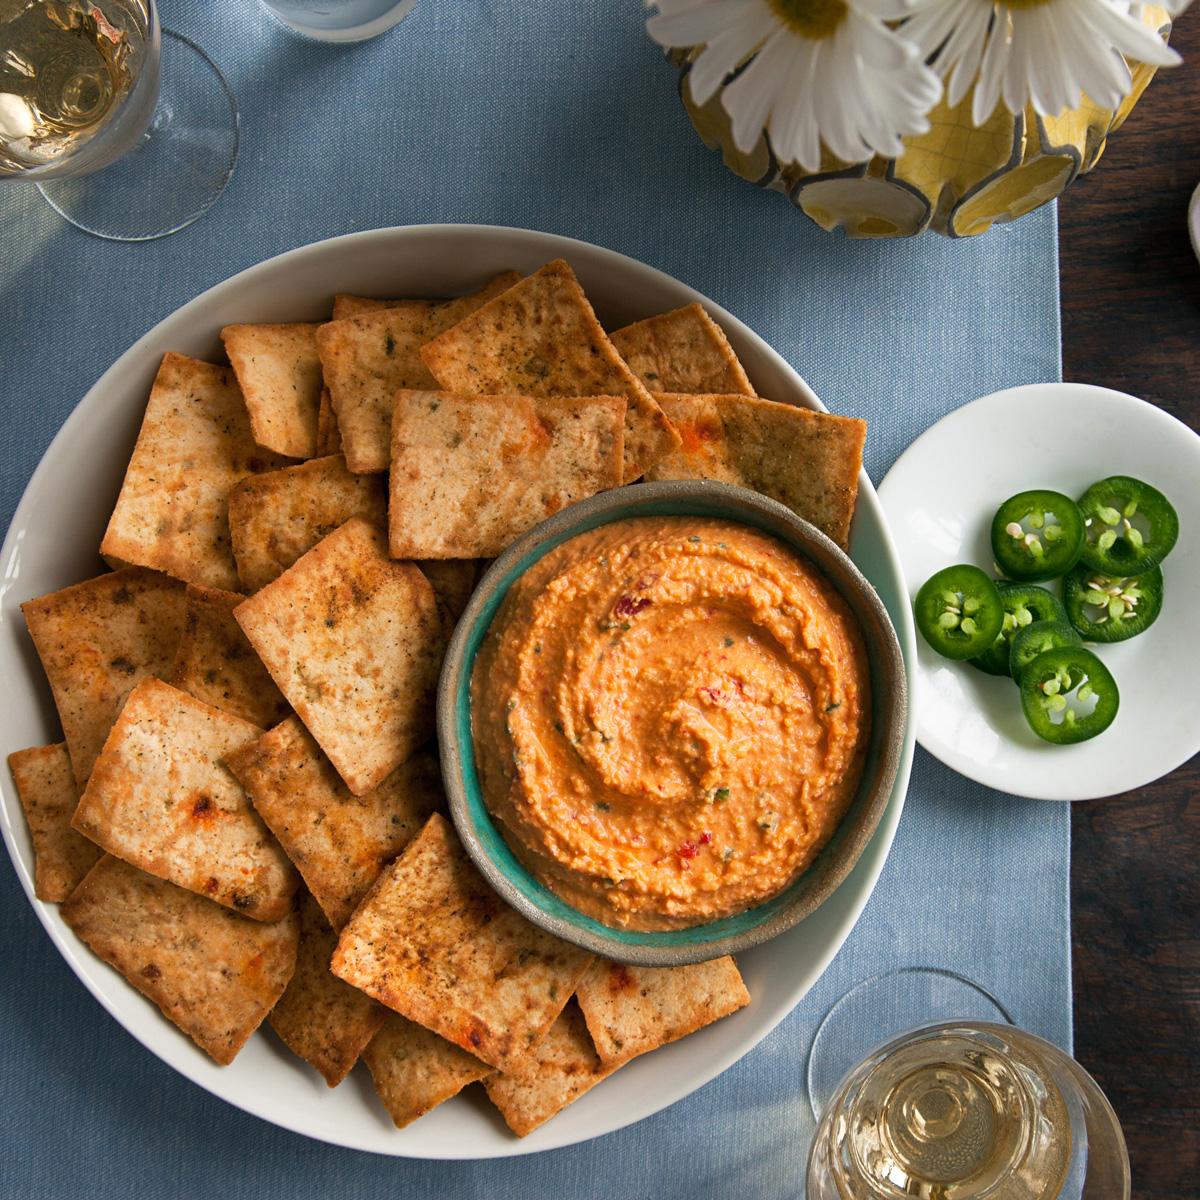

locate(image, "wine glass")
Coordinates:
806 1020 1130 1199
806 966 1015 1118
0 1 238 240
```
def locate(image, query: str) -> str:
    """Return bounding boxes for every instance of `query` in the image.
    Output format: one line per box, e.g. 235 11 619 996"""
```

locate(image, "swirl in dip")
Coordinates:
470 516 871 931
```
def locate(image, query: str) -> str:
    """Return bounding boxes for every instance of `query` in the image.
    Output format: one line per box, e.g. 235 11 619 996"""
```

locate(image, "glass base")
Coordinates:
806 968 1013 1118
260 0 417 43
37 31 237 241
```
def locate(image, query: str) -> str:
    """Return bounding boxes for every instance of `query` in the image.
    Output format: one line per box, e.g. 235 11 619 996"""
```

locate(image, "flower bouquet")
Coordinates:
648 0 1187 236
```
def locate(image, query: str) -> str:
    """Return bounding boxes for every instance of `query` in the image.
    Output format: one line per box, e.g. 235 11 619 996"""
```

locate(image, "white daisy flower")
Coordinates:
903 0 1186 126
646 0 943 173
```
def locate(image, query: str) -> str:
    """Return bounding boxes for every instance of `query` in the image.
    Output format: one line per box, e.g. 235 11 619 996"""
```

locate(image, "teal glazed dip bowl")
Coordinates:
437 480 907 966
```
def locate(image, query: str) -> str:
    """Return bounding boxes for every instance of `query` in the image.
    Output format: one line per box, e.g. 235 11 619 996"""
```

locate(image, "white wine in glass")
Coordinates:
0 0 238 239
807 1022 1130 1200
0 0 153 176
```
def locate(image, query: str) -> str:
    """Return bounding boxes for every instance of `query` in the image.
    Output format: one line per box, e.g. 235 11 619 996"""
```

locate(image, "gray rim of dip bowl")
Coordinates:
437 480 908 966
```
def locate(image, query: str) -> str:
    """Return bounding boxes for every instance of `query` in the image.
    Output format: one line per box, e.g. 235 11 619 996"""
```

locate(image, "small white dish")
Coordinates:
878 382 1200 802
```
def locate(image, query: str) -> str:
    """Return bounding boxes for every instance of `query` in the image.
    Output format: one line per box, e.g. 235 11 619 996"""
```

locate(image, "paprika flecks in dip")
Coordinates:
470 516 871 931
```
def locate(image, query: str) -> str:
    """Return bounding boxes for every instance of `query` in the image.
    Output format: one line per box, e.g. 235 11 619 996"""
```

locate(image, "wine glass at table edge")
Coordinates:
807 1020 1130 1200
0 0 237 241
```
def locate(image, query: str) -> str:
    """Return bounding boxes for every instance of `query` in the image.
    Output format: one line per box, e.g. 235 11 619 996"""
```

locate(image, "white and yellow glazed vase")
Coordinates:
672 4 1171 237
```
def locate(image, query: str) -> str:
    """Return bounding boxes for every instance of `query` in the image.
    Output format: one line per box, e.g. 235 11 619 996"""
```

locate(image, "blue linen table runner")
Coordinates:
0 2 1068 1196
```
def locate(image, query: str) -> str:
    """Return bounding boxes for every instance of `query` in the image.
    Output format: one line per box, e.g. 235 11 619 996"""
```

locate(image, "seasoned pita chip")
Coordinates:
21 567 187 787
645 393 866 550
171 585 289 727
72 677 298 921
61 855 298 1065
388 391 624 559
318 273 522 473
234 518 446 796
483 1002 618 1137
363 1014 492 1129
575 957 750 1069
332 814 592 1072
418 559 479 622
227 454 387 592
7 743 101 902
268 891 387 1086
330 270 520 321
221 323 324 458
419 259 679 482
610 304 755 398
315 388 342 456
227 717 444 930
101 353 293 590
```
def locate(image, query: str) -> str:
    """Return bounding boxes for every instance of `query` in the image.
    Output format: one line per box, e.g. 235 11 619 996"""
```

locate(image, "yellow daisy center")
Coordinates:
768 0 848 39
1002 0 1055 9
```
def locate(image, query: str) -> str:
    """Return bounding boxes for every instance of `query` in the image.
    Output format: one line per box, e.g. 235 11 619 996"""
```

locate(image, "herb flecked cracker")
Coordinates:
418 258 680 482
234 518 447 796
226 716 444 930
315 388 341 456
609 303 756 398
331 813 593 1073
363 1013 493 1129
170 585 290 727
61 855 298 1066
645 393 867 550
21 567 187 788
330 270 520 321
7 743 101 902
317 272 521 474
268 891 387 1086
221 322 324 459
575 956 750 1069
71 677 299 921
227 454 387 592
101 353 293 590
388 390 625 559
483 1001 618 1137
417 559 480 622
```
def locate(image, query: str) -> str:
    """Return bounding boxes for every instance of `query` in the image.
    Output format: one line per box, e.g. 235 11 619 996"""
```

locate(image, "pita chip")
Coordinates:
7 743 101 902
318 272 522 473
330 270 520 321
575 956 750 1069
332 813 593 1073
221 322 324 458
234 518 447 796
315 388 342 456
171 585 290 727
268 891 387 1086
227 454 387 592
226 716 444 930
21 567 187 787
417 559 479 622
388 391 624 559
61 855 298 1065
363 1014 492 1129
71 677 299 921
418 259 679 482
610 304 755 397
483 1002 618 1137
101 353 293 590
645 393 866 550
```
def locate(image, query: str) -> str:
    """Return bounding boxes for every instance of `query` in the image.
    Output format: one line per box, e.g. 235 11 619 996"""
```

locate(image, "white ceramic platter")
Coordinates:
879 381 1200 802
0 225 916 1157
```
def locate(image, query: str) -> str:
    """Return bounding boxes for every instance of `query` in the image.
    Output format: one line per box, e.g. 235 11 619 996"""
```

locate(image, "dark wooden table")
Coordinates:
1059 14 1200 1197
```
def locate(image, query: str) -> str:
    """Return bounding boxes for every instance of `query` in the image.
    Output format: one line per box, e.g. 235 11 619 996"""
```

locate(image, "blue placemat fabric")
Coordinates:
0 2 1068 1197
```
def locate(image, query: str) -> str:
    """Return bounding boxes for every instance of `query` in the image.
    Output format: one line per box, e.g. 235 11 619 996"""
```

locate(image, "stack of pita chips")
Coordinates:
10 260 867 1135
